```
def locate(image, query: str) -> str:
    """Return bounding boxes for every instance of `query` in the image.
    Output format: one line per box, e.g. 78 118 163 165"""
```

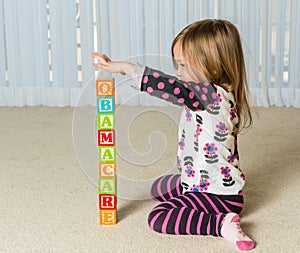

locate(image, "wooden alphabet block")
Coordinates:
98 130 115 146
98 114 115 130
99 163 116 178
98 146 116 163
96 97 115 114
99 194 117 210
98 178 116 194
99 210 117 225
96 79 114 96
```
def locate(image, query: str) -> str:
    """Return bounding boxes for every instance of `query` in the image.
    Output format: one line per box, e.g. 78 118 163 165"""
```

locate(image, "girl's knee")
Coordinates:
147 209 159 232
150 174 181 201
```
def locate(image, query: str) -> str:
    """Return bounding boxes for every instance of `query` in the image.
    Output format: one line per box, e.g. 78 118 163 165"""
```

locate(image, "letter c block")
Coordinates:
99 163 116 178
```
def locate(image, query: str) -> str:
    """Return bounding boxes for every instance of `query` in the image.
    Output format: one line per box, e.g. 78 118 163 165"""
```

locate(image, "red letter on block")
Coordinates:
99 194 116 210
98 130 115 146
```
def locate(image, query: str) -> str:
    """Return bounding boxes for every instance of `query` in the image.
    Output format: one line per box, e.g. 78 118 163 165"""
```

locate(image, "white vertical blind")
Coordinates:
0 0 7 91
260 0 272 107
48 0 78 106
2 0 22 105
0 0 298 107
274 0 286 107
247 0 260 107
289 0 300 107
78 0 94 106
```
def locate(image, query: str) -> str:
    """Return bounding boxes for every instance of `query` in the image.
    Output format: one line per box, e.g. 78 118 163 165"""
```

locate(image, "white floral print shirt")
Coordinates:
133 65 246 195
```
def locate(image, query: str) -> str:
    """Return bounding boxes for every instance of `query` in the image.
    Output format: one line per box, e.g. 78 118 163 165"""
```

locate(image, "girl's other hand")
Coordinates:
92 52 124 74
92 52 132 75
92 52 110 65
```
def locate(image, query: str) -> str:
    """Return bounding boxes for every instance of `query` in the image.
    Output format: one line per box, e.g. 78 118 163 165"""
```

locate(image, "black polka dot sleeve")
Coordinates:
141 66 217 112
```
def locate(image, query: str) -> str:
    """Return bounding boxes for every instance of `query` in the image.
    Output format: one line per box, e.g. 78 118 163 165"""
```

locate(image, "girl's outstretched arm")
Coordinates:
92 53 217 112
92 52 136 77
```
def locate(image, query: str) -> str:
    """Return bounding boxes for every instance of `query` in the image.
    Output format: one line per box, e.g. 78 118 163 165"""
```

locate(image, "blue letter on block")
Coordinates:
97 97 115 114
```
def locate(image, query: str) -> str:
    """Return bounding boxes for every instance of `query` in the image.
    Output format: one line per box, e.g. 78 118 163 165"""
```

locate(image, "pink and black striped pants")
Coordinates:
148 174 244 236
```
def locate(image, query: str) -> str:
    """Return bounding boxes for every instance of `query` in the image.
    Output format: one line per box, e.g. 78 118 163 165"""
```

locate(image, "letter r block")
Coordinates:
99 194 117 210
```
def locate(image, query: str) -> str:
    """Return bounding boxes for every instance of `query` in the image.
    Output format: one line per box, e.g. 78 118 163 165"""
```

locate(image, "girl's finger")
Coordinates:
102 54 111 62
92 53 108 65
93 63 108 69
92 52 102 57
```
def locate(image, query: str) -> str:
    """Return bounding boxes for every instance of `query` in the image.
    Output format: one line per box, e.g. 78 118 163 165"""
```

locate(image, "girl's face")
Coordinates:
173 42 206 83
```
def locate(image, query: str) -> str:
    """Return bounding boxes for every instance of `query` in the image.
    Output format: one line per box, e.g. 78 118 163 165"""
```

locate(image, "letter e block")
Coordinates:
99 210 117 225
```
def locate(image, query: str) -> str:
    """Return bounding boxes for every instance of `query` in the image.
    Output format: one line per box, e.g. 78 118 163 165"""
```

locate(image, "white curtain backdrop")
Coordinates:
0 0 299 107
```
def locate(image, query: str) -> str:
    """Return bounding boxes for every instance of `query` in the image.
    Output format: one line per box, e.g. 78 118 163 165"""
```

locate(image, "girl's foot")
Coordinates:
221 213 255 251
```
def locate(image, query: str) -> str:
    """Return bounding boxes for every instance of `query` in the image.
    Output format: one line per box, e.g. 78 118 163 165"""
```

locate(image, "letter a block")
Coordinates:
98 114 114 130
99 178 116 194
98 146 116 163
97 78 117 225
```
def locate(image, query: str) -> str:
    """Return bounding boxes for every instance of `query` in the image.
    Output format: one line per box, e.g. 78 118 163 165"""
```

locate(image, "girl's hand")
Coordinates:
92 52 135 77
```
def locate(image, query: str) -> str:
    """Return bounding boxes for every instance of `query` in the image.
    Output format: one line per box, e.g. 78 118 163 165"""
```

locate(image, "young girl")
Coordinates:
93 19 255 251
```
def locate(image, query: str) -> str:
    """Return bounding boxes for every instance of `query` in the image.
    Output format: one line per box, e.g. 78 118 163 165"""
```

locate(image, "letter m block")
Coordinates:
98 130 115 146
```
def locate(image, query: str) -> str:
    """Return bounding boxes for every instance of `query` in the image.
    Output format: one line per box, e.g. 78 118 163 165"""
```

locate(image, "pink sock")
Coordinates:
221 213 255 251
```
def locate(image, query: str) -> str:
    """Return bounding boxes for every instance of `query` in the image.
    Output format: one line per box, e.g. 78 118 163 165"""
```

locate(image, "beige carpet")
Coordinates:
0 106 299 253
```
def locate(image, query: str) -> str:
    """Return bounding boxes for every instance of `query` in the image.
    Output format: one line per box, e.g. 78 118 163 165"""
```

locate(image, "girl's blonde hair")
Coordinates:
172 19 252 134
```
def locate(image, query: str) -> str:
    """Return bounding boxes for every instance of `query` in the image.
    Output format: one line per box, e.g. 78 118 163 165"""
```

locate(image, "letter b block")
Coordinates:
97 97 114 114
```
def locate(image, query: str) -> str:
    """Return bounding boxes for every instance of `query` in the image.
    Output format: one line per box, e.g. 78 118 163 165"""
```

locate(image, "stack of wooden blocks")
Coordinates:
96 79 117 225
